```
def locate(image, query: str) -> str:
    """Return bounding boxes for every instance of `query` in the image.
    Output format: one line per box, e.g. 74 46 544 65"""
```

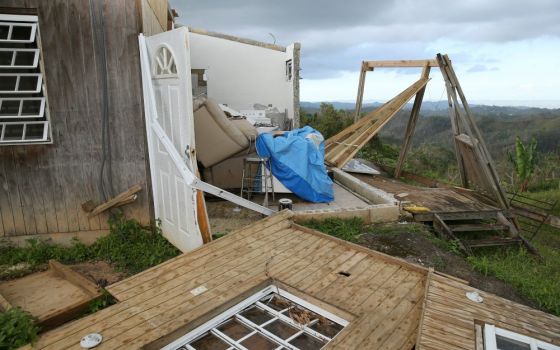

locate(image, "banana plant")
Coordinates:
508 136 537 192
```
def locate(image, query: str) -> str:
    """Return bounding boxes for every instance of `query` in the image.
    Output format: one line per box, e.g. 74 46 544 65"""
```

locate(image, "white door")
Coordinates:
142 28 202 252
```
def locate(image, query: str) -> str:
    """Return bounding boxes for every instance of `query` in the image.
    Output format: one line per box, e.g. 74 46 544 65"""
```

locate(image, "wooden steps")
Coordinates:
432 211 522 255
448 223 509 233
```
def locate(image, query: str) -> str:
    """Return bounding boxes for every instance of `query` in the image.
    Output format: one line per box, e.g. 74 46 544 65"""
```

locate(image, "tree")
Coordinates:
508 136 537 192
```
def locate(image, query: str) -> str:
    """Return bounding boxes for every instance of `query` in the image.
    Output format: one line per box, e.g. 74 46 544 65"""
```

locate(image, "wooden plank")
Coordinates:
325 77 430 168
394 64 431 178
49 260 101 298
365 59 438 68
354 61 369 122
87 183 143 217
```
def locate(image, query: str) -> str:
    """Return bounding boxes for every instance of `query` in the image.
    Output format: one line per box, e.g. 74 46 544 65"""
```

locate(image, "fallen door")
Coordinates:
141 27 202 252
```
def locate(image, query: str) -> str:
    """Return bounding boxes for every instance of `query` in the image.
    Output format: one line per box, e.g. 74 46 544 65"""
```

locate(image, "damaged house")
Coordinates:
0 1 559 350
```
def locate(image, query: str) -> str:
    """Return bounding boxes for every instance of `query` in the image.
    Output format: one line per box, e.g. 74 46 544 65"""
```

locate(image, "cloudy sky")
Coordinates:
170 0 560 107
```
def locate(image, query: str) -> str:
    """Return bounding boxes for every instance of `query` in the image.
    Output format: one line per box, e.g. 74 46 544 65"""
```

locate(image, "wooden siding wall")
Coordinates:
0 0 152 239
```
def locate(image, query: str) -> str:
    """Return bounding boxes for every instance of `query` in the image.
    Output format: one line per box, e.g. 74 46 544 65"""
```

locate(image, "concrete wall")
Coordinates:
188 31 298 126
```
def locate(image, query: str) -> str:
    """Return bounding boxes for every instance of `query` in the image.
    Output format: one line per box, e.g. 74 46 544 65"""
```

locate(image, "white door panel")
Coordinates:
142 28 202 252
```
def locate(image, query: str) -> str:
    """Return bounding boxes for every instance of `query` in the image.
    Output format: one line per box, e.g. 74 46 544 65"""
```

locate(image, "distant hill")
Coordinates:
300 101 560 159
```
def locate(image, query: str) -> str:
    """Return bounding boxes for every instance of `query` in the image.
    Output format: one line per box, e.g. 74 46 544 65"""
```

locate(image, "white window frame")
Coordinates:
0 121 49 143
0 73 43 93
0 48 40 68
0 13 51 145
162 285 348 350
0 20 37 43
485 324 560 350
0 97 45 119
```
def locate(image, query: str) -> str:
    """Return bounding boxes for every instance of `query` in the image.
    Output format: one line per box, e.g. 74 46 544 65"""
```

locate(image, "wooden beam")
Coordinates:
354 62 369 122
49 260 102 298
394 64 431 178
87 183 143 217
365 59 438 68
325 77 430 168
196 170 212 244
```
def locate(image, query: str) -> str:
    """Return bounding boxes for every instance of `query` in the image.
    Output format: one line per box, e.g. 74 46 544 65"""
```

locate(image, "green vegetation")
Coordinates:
0 216 180 280
508 137 538 192
0 308 39 350
301 217 364 242
468 224 560 315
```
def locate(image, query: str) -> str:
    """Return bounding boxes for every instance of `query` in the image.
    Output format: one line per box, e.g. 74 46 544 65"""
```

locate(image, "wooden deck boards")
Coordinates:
27 211 426 350
353 173 498 213
417 274 560 350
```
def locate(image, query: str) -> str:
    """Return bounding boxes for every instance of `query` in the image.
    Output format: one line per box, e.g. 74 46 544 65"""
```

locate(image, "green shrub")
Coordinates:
0 216 180 279
0 308 39 349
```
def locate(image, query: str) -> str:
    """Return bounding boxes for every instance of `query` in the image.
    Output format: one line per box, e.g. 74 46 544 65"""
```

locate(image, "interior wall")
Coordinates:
188 31 297 125
0 0 151 239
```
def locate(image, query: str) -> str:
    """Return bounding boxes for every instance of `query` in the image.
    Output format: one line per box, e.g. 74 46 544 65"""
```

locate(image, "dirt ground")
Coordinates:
357 223 540 309
71 261 125 288
206 200 265 236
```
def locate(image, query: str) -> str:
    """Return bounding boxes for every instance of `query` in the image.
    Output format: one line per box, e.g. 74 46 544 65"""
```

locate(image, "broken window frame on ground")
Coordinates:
484 324 560 350
0 13 52 145
162 285 348 350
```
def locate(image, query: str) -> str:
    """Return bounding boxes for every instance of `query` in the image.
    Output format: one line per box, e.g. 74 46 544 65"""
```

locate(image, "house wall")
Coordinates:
0 0 152 241
188 30 299 128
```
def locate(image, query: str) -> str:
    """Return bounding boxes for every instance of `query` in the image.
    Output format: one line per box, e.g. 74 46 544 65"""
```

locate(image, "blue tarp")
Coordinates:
256 126 334 203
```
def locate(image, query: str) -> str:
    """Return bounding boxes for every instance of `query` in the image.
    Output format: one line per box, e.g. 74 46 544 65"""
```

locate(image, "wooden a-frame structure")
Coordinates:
327 53 508 210
323 54 533 253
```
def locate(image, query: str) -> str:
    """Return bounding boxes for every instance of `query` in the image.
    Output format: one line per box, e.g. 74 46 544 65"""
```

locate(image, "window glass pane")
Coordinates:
24 123 45 140
14 51 36 66
3 124 24 140
289 333 326 350
263 320 298 339
0 76 17 91
190 332 229 350
240 306 274 325
0 51 12 65
217 319 252 340
18 76 39 92
240 333 278 350
309 318 344 338
0 100 20 116
21 99 42 116
11 25 32 41
0 25 8 40
496 335 531 350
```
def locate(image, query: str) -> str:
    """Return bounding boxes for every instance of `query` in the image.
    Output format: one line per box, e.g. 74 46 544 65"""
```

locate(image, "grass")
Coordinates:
300 217 364 242
468 223 560 316
0 216 180 280
0 308 39 350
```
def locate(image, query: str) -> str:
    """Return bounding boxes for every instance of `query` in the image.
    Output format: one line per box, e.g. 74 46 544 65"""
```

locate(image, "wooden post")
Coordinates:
354 62 369 122
394 64 431 178
437 54 508 208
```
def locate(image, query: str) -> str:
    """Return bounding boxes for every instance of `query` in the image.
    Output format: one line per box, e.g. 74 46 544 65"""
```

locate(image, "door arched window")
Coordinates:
153 45 178 78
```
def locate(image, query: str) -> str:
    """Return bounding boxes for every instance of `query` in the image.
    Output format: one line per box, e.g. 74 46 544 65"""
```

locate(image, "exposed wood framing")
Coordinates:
325 77 429 168
437 54 508 209
353 61 373 122
394 63 431 178
365 59 438 68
